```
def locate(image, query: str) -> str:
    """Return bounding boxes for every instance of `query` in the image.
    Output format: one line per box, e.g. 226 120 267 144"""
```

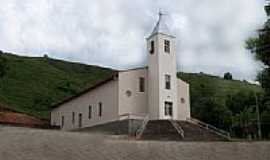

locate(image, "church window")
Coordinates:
61 116 65 128
139 77 145 92
165 102 173 116
165 74 171 89
126 90 132 97
150 41 155 54
181 98 185 104
98 102 102 117
78 113 82 128
72 112 75 124
89 105 92 119
164 40 170 53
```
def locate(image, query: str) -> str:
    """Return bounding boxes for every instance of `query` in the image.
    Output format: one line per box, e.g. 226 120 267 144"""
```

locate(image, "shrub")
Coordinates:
224 72 233 80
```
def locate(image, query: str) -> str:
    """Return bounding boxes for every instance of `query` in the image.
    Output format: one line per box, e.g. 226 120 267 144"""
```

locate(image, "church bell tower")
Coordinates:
147 12 178 120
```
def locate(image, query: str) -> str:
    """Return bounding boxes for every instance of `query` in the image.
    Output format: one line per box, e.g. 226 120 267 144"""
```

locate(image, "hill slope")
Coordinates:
178 72 262 103
178 72 263 130
0 52 263 120
0 52 114 119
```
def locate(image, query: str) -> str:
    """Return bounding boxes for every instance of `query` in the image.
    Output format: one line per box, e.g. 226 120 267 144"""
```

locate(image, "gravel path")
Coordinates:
0 125 269 160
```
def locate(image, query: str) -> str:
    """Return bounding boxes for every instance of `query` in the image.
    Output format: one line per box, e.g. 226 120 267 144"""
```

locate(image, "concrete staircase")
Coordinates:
177 121 227 141
140 120 182 141
140 120 228 141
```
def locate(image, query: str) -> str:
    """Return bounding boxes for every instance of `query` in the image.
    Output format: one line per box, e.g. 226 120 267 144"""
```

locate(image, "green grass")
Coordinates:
178 72 263 116
178 72 262 98
0 52 263 120
0 53 114 119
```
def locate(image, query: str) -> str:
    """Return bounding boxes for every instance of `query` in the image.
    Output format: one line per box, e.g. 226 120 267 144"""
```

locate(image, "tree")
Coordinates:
233 107 257 138
246 4 270 136
246 3 270 96
225 91 264 138
43 54 49 59
224 72 233 80
195 97 232 130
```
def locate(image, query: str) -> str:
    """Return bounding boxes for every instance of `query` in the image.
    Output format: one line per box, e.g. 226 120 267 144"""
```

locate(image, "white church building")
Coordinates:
50 13 191 131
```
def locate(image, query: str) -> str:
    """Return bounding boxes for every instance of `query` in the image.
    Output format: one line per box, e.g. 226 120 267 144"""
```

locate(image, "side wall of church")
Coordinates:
118 69 148 118
50 80 119 130
177 79 191 120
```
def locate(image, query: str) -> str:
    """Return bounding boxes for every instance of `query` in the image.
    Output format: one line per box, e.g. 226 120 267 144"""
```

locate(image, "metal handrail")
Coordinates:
135 114 149 139
187 117 231 140
170 120 184 138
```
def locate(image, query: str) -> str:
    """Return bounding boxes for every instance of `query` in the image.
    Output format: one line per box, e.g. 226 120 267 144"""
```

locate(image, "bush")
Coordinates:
224 72 233 80
43 54 49 58
193 97 232 129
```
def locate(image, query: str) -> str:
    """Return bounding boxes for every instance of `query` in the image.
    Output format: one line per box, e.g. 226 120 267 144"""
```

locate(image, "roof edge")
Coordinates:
118 66 148 72
146 32 176 40
51 71 118 110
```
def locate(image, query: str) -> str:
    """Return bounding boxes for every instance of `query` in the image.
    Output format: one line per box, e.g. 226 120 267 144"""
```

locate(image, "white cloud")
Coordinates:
0 0 267 80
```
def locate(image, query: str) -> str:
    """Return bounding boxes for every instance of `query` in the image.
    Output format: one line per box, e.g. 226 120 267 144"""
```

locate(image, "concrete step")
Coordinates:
140 120 227 141
140 120 182 141
178 121 227 141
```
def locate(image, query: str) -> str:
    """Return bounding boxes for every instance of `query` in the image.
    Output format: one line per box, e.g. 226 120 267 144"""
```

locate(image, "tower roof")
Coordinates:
149 11 174 38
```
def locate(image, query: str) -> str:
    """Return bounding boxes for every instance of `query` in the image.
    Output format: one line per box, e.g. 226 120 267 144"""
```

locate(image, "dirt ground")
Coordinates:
0 111 47 127
0 125 269 160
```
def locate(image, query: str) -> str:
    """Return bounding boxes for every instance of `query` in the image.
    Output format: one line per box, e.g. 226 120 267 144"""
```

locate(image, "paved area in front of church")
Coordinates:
0 125 269 160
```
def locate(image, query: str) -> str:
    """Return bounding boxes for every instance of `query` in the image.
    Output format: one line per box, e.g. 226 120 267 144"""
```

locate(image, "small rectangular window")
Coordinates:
61 116 64 128
165 74 171 89
78 113 82 128
98 102 102 117
150 41 155 54
139 77 145 92
72 112 75 124
89 106 92 119
164 40 170 53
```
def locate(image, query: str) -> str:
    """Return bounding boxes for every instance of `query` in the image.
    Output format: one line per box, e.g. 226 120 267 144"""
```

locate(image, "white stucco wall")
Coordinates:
157 34 178 120
147 35 160 120
118 69 148 117
50 79 119 130
177 79 191 120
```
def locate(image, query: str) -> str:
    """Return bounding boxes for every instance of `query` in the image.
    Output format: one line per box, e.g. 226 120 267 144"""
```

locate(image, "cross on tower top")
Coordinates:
148 10 174 38
159 10 165 17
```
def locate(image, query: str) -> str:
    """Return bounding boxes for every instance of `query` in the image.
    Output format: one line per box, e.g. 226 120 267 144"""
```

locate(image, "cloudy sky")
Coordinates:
0 0 267 80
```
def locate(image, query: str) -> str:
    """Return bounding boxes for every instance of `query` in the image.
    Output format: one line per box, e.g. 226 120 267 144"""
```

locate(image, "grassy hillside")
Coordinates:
178 72 262 102
0 52 263 121
178 72 263 132
0 52 114 119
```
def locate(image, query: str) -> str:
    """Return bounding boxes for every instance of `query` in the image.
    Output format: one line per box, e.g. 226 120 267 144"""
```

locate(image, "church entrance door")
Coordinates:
164 101 173 119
